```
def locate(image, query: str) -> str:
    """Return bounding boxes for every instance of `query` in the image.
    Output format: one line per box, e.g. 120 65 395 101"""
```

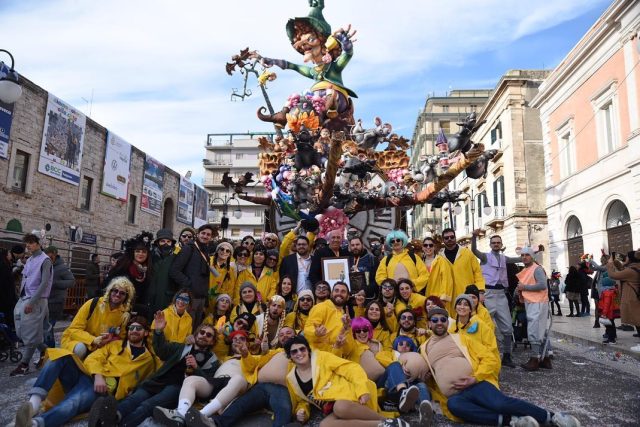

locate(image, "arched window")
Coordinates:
566 216 584 267
606 200 633 255
566 216 582 239
606 200 630 228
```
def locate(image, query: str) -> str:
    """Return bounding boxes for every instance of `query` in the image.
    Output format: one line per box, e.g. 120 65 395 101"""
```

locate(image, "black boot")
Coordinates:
501 353 516 368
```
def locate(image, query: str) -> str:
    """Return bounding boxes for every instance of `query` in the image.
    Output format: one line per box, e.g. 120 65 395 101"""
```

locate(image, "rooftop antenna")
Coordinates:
81 88 94 117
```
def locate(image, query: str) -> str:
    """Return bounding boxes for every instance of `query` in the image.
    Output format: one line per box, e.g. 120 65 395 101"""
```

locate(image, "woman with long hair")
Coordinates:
277 275 297 314
209 241 237 306
449 294 499 358
394 278 427 328
230 282 265 335
421 237 437 271
363 300 393 349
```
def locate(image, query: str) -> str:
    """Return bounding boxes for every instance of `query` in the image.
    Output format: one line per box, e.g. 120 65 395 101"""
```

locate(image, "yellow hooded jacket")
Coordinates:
427 249 485 313
60 297 129 354
375 249 429 293
303 300 353 356
209 261 237 305
448 315 500 360
151 305 192 343
419 331 500 422
286 350 379 420
394 293 428 328
236 267 279 302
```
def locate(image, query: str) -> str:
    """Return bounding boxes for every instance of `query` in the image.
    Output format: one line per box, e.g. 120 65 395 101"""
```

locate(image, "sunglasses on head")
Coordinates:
181 234 193 239
128 324 144 331
430 316 448 324
354 328 369 334
299 297 313 302
218 248 231 254
443 235 456 240
111 289 127 296
289 346 308 356
198 330 214 338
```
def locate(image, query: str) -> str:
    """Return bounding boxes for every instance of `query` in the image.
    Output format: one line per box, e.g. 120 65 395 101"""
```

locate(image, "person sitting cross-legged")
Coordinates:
13 316 158 427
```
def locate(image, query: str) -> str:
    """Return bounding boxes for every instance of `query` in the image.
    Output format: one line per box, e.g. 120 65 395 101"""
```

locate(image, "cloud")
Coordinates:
0 0 608 180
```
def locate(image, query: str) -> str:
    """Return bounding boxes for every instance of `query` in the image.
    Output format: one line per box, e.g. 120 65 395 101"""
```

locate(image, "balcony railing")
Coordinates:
484 206 506 228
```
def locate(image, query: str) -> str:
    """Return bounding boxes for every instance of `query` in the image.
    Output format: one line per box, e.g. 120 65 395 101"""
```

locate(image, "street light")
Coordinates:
0 49 23 104
210 193 242 235
454 189 493 232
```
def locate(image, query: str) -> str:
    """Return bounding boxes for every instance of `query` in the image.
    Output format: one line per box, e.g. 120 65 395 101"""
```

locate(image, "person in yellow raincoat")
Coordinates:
376 230 429 294
208 242 237 306
284 335 406 427
448 294 499 360
394 279 428 329
150 288 193 343
427 228 485 313
12 316 158 427
284 289 314 332
419 306 580 426
60 277 135 359
303 282 353 357
235 245 279 302
464 284 496 336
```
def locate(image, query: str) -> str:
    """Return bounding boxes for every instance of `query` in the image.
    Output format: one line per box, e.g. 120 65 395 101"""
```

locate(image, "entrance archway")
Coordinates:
566 215 583 267
606 200 632 255
163 198 175 230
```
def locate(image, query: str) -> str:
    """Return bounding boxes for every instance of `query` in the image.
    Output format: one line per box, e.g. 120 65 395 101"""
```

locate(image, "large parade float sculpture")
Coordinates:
226 0 496 241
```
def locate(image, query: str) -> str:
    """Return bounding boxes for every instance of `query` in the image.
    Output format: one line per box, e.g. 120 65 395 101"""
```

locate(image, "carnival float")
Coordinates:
225 0 497 240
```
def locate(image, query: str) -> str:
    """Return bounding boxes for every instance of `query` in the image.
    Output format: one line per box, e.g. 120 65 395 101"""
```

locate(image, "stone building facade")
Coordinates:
1 75 186 267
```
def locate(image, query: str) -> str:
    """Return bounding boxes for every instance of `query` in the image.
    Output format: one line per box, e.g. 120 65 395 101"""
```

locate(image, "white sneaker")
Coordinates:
153 406 185 427
510 415 539 427
630 344 640 353
398 385 420 413
418 400 434 427
380 419 410 427
551 412 581 427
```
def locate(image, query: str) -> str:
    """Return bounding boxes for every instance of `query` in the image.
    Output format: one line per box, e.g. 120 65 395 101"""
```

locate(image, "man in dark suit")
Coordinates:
279 235 313 294
309 230 349 286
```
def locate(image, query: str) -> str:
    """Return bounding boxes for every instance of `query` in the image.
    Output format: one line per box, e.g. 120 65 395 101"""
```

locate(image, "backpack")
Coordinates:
86 296 101 320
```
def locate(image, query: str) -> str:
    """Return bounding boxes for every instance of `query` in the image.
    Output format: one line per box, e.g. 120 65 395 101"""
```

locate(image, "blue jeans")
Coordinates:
30 356 99 427
213 383 292 427
447 381 549 425
118 384 182 427
375 362 406 391
412 380 431 402
44 319 56 348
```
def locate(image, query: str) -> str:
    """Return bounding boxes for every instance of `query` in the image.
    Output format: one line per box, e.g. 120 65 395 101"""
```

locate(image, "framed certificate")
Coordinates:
321 257 350 290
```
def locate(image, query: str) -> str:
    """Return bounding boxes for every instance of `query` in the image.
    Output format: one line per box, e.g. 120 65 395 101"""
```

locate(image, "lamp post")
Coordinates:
210 193 242 237
453 188 492 233
0 49 23 104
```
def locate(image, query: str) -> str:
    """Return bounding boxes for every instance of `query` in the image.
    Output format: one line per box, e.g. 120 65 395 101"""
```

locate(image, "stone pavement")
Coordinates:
551 300 640 359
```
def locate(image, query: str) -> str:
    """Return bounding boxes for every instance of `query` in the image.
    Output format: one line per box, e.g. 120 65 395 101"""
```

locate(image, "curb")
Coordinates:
551 329 640 360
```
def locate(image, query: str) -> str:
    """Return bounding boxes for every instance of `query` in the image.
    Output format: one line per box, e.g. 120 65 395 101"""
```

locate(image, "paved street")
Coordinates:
1 334 638 426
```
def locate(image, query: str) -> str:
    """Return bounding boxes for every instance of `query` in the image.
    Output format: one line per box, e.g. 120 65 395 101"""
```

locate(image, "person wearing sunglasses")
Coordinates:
421 237 437 271
241 235 257 255
376 230 429 295
170 224 217 329
59 277 135 362
285 289 315 332
262 232 280 251
147 228 178 315
150 288 193 344
391 308 428 349
284 335 409 427
206 241 238 307
175 227 197 254
418 307 580 427
156 330 250 426
427 228 484 315
17 316 158 427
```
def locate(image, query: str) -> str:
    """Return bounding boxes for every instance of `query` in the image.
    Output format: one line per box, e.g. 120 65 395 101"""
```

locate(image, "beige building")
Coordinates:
410 90 492 238
203 133 273 239
446 70 550 267
1 75 188 270
531 0 639 271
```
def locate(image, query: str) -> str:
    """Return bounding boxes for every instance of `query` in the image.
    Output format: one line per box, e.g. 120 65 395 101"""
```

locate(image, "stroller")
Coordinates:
0 312 22 362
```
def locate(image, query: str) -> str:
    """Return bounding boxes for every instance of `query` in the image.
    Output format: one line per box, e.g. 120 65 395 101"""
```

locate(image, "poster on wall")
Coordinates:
177 176 195 224
193 185 209 228
38 94 86 185
140 155 164 216
0 99 13 159
101 131 131 201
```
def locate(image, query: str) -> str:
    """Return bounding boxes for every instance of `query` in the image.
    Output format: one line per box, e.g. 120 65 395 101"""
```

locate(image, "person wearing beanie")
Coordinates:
208 241 238 307
417 308 580 427
255 295 287 352
175 226 196 254
470 230 519 368
606 250 640 347
464 284 495 335
204 293 234 330
517 247 552 371
285 288 315 332
231 282 265 333
236 245 280 303
449 294 499 361
146 228 177 314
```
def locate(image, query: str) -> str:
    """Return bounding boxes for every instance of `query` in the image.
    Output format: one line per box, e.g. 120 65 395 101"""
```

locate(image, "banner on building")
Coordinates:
38 94 86 185
101 131 132 201
140 155 165 216
193 185 209 228
0 99 13 159
177 176 195 224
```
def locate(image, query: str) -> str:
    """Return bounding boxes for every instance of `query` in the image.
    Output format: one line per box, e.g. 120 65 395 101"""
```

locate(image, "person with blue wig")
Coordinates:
376 230 429 294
